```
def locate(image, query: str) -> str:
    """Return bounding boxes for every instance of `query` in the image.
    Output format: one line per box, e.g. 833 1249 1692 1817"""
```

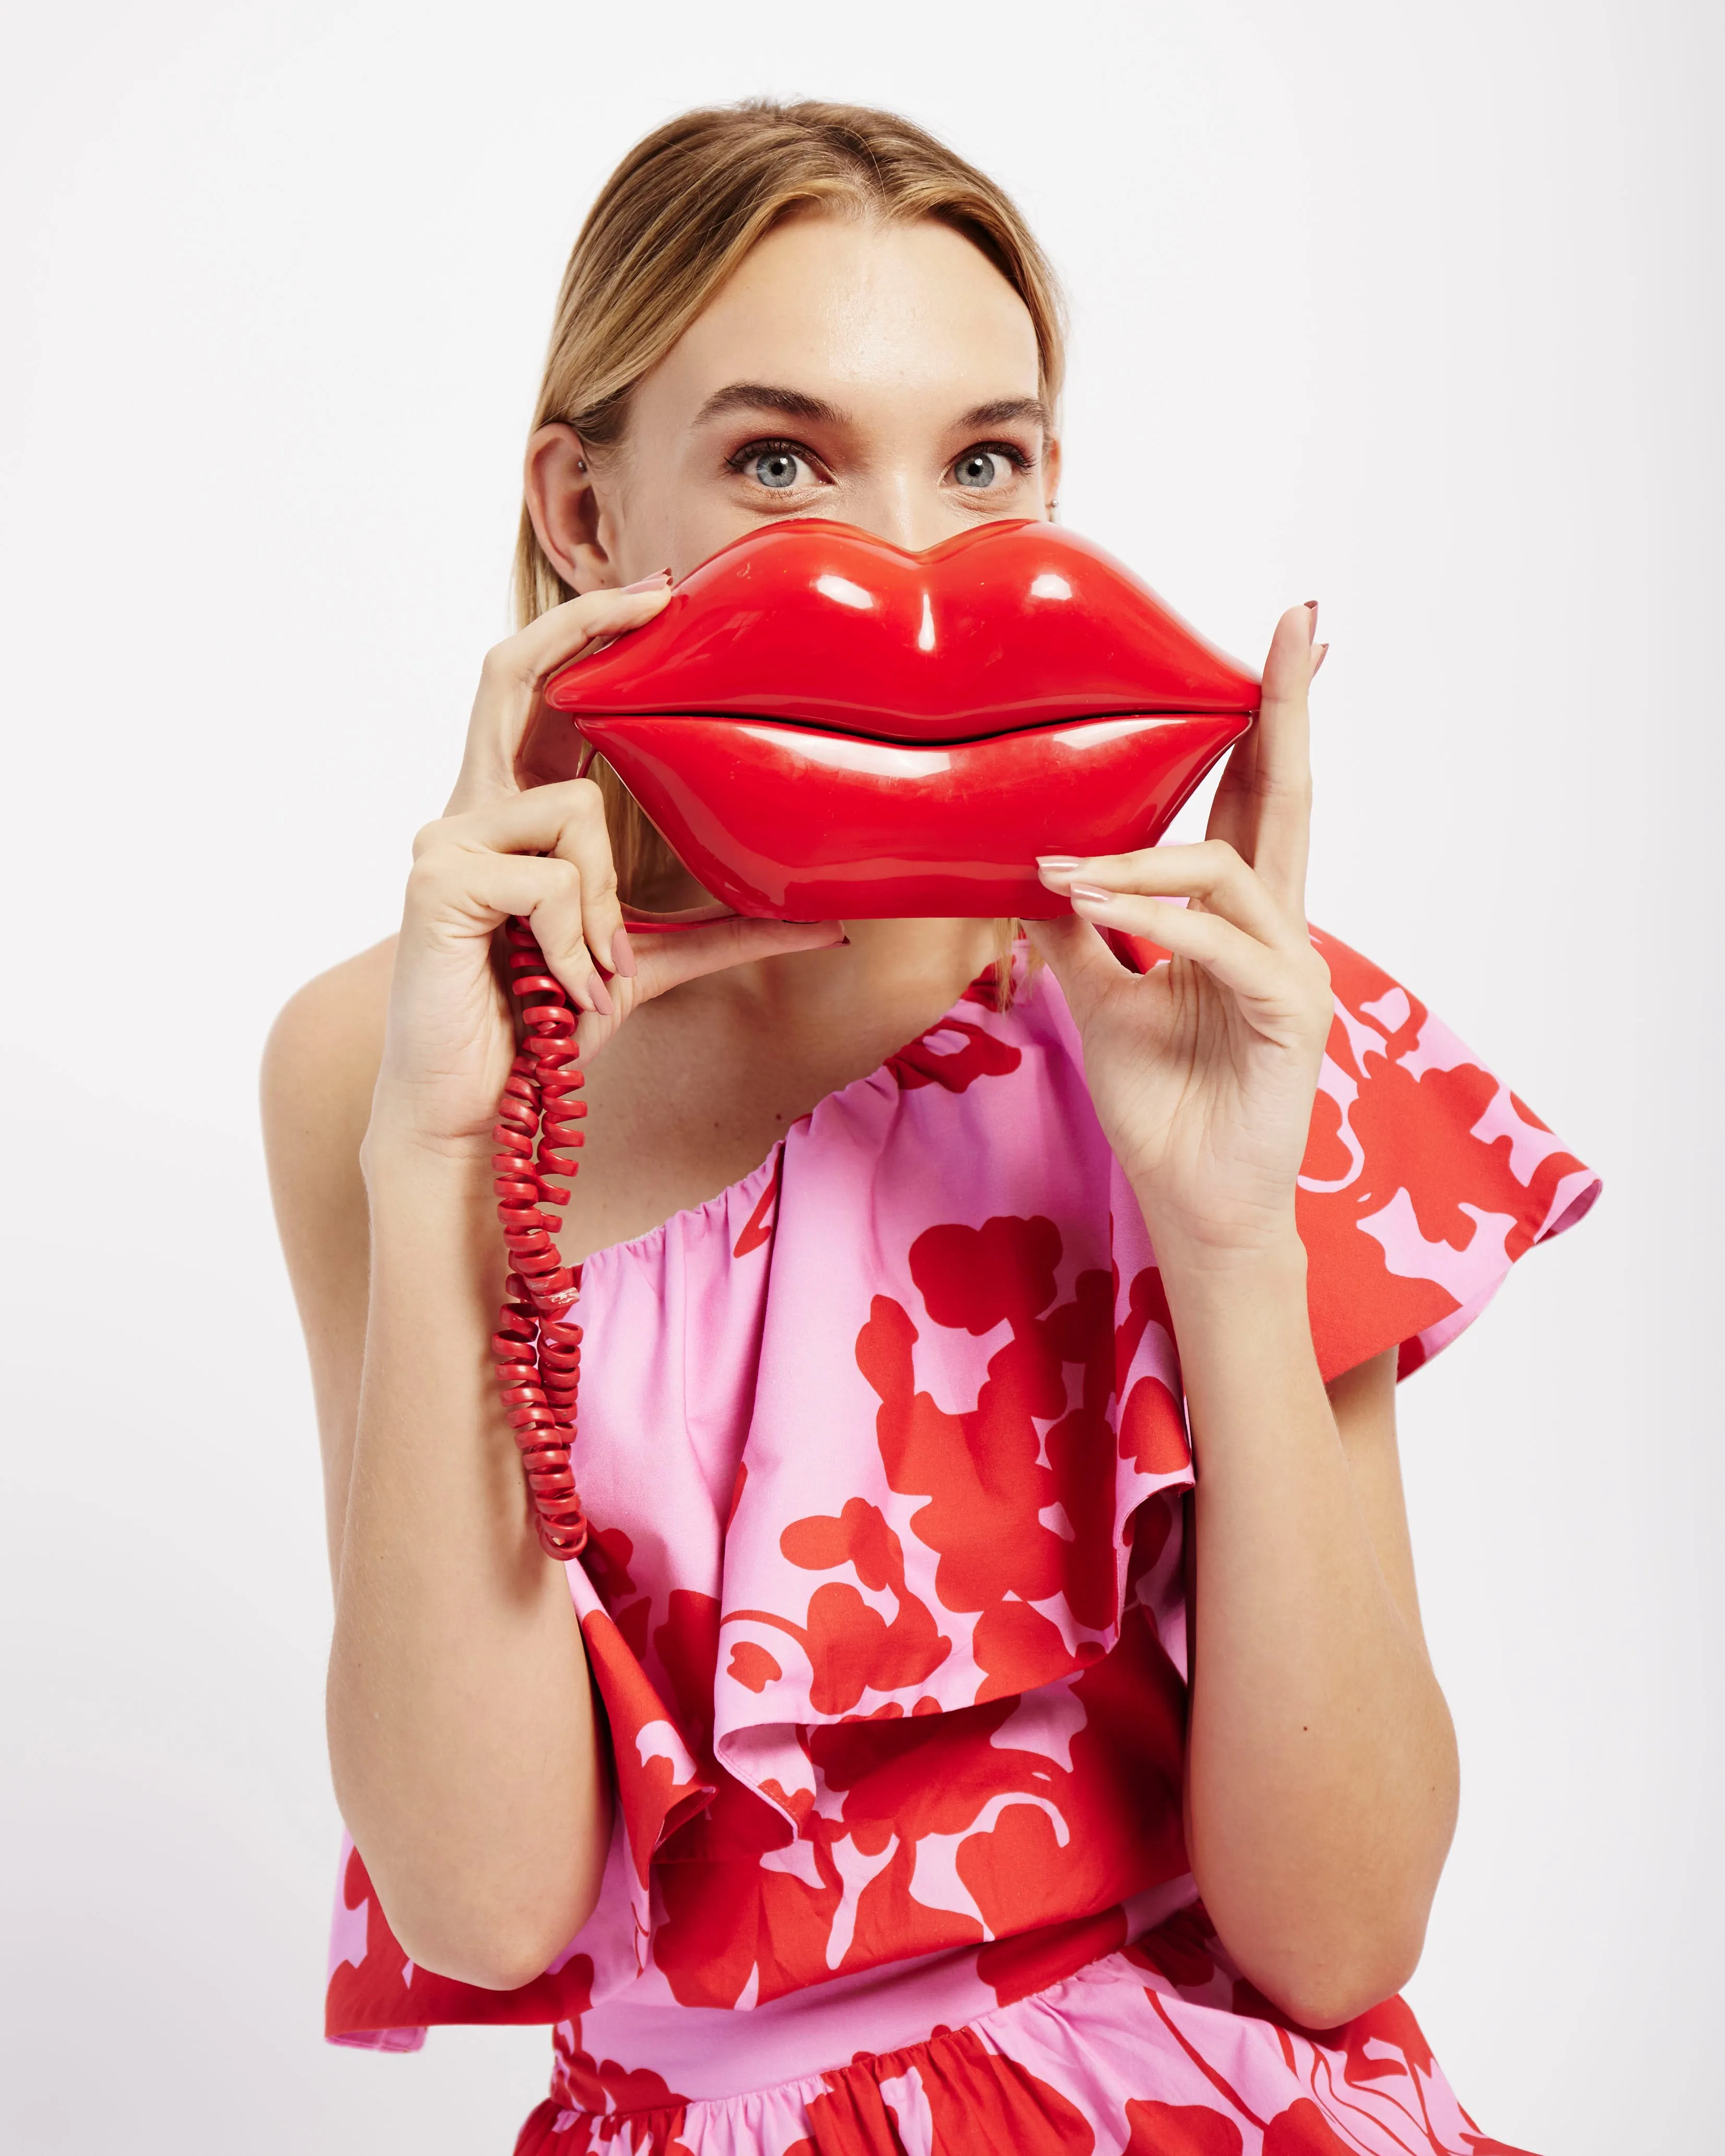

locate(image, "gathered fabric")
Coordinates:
325 929 1595 2155
517 1929 1531 2155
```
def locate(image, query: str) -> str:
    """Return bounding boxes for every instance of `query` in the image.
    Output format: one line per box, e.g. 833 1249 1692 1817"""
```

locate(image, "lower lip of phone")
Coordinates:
521 707 1249 921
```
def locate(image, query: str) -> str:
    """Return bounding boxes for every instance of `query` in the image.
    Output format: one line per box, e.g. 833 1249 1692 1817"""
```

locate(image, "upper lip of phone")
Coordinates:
542 518 1259 749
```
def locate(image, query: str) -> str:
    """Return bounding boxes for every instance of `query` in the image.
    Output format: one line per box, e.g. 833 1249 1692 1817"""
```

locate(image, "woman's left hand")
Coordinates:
1029 602 1332 1267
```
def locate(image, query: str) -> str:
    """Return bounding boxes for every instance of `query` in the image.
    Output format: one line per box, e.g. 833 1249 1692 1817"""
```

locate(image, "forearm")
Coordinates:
1159 1225 1458 2027
329 1136 608 1989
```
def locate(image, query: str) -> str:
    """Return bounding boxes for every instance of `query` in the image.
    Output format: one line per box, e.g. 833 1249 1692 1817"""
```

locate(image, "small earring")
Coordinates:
576 458 588 474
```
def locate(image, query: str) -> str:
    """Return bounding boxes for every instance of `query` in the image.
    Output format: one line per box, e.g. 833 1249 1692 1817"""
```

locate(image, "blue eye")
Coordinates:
954 449 1014 490
752 450 802 490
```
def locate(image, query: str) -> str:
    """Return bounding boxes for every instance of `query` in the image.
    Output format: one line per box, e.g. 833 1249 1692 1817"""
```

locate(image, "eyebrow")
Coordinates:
957 396 1052 433
691 384 1052 435
692 382 850 428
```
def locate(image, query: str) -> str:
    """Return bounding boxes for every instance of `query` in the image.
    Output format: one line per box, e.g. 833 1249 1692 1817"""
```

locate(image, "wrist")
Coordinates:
1133 1193 1307 1285
361 1116 497 1207
1148 1227 1325 1420
361 1136 505 1308
1140 1211 1308 1317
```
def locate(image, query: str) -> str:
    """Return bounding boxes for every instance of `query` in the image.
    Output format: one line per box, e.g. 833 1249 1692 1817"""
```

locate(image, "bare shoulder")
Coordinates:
262 938 395 1153
261 937 396 1289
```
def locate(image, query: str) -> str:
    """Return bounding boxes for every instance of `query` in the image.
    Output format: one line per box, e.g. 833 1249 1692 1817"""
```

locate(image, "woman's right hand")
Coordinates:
370 580 845 1159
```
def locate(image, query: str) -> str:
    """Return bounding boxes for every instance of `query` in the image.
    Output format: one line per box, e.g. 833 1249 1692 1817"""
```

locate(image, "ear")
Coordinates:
1042 432 1063 519
525 423 619 594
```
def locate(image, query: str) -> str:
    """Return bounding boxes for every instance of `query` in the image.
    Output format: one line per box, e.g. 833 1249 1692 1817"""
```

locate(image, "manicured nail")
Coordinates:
1037 855 1082 872
620 570 672 593
1312 640 1330 677
585 971 614 1018
1069 882 1117 906
610 926 637 978
1304 600 1319 640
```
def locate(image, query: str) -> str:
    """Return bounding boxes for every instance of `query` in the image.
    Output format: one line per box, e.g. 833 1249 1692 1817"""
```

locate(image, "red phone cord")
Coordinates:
489 917 589 1559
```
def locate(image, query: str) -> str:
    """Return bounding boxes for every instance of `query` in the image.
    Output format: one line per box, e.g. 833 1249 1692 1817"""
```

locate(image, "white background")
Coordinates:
2 2 1718 2148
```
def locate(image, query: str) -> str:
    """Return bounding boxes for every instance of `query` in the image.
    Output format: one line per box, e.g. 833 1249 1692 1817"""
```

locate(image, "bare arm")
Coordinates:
263 585 841 1989
262 940 391 1584
1033 602 1457 2028
1175 1289 1454 2027
263 940 607 1991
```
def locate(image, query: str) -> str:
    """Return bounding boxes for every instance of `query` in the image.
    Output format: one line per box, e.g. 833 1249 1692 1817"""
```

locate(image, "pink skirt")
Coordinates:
514 1924 1533 2156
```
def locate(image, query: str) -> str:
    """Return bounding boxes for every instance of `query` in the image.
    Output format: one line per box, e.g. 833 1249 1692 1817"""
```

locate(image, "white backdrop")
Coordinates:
2 2 1718 2149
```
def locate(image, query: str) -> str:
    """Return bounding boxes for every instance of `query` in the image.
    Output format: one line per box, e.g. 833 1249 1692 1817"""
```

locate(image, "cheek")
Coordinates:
611 466 770 585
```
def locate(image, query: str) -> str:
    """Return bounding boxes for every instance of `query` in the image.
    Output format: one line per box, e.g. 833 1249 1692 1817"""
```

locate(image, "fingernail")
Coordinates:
620 570 672 593
586 971 615 1018
1069 882 1117 905
610 926 637 978
565 975 595 1013
1312 640 1330 677
1304 600 1319 640
1036 855 1082 873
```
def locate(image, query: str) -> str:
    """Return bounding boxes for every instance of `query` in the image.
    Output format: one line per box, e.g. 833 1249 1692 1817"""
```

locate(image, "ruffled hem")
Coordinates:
515 1932 1536 2156
1297 927 1599 1384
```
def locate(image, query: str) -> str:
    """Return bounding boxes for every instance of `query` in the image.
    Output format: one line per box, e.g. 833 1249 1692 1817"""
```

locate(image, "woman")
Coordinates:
263 100 1597 2154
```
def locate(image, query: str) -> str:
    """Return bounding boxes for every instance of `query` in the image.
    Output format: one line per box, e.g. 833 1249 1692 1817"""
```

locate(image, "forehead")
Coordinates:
647 213 1043 419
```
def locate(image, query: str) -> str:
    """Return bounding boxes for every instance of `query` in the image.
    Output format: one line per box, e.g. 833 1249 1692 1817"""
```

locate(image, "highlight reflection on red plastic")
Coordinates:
520 518 1259 919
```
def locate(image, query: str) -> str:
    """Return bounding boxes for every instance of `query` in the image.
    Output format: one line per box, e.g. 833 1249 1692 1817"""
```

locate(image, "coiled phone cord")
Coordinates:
489 917 590 1559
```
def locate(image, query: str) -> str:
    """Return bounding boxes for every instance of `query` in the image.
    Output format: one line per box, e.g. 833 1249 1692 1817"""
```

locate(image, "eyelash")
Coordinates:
959 441 1035 478
724 438 1038 485
726 437 821 483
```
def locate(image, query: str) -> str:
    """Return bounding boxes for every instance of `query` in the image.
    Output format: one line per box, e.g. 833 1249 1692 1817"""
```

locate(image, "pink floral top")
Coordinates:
327 929 1597 2156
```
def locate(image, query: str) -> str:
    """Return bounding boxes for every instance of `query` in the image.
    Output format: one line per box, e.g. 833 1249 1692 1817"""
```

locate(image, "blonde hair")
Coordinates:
514 99 1066 982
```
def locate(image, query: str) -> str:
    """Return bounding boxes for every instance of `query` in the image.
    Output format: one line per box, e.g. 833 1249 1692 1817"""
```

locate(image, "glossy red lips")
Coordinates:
518 517 1258 920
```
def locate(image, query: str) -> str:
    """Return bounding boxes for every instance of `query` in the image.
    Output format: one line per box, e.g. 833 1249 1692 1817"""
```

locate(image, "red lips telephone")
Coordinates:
491 519 1260 1555
521 516 1258 920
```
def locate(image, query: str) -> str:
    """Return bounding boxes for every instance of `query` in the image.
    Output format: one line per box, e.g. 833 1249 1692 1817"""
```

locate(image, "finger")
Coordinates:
534 778 628 1010
425 778 614 859
1244 600 1320 909
630 916 847 999
1023 913 1130 1027
405 846 600 1007
419 780 623 1013
1065 886 1290 1007
445 578 673 814
1203 724 1260 856
1038 841 1301 951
